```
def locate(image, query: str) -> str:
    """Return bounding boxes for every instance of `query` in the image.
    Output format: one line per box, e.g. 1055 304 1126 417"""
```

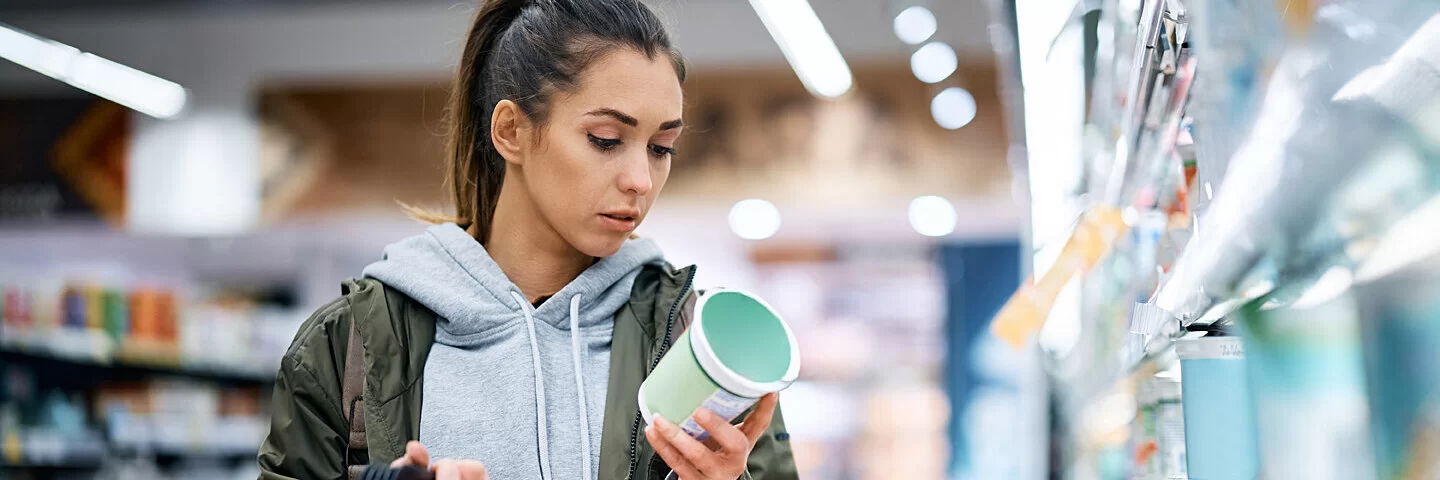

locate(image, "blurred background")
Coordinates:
15 0 1440 479
0 0 1047 479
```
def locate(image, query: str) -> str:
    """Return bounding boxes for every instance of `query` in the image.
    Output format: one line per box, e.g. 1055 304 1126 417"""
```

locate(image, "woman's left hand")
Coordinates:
645 393 778 480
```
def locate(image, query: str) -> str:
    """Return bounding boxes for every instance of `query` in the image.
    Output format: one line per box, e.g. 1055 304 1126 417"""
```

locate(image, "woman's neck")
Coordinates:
485 183 593 303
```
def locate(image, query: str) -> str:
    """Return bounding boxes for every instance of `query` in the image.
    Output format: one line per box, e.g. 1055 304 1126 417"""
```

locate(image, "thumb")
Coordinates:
433 459 488 480
390 441 431 468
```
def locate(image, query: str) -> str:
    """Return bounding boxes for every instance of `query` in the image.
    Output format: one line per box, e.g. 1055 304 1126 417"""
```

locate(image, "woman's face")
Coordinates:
512 48 684 257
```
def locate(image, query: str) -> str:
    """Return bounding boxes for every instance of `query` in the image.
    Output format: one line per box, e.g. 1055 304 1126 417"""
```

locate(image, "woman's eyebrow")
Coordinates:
585 108 684 130
585 108 638 126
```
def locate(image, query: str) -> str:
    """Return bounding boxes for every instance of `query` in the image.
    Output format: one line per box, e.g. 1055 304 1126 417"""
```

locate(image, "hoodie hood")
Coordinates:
361 222 664 480
363 222 665 343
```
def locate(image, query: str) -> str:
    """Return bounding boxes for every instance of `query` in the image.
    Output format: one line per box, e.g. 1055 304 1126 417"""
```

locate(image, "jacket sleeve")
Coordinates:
742 404 799 480
257 302 352 480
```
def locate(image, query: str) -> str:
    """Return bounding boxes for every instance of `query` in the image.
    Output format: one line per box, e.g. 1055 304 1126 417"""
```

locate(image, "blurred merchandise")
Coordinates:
751 244 955 479
998 0 1440 477
991 207 1128 348
1 279 302 379
1 0 1021 478
0 272 295 478
1127 377 1184 480
1355 251 1440 479
1236 287 1375 480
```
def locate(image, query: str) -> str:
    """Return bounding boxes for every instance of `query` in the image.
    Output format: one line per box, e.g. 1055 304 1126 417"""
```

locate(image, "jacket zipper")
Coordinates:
626 268 695 480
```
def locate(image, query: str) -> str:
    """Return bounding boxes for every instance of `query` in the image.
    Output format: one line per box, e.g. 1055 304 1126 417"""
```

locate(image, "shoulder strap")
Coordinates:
342 315 368 472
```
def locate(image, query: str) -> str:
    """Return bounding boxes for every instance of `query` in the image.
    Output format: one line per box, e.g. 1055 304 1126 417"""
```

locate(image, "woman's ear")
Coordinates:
491 99 529 165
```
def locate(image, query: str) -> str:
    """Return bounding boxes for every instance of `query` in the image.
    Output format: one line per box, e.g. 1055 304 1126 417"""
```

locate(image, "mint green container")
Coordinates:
639 290 800 440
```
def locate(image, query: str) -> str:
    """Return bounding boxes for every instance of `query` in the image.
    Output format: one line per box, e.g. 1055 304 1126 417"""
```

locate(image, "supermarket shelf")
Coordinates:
0 460 103 470
0 450 259 471
153 447 259 464
3 433 258 472
0 346 274 385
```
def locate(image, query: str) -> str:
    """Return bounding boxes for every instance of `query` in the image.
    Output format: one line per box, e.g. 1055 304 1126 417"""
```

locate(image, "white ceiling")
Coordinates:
0 0 997 95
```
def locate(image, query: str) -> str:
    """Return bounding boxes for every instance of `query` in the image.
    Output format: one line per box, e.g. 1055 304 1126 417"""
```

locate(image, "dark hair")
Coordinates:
410 0 687 243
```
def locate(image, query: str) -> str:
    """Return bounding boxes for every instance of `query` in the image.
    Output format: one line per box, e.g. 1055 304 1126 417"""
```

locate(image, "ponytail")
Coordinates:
407 0 685 244
407 0 526 243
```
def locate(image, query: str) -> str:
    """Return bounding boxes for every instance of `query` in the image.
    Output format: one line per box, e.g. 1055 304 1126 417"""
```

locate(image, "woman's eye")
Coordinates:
588 133 622 151
649 144 676 158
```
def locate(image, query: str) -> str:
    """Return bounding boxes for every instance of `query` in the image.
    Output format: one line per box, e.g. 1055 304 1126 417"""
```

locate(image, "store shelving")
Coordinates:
996 0 1440 478
0 334 275 385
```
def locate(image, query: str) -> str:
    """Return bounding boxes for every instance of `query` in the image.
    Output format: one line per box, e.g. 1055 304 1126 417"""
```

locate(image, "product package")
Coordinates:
638 290 800 440
1355 252 1440 479
1235 288 1376 480
1175 334 1258 479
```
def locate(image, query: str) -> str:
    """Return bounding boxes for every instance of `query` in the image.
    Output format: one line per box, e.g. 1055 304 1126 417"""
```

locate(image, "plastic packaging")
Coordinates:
1149 4 1440 325
992 207 1129 348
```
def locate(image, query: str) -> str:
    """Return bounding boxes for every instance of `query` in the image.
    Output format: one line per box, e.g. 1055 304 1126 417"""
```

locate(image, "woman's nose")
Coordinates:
618 154 653 196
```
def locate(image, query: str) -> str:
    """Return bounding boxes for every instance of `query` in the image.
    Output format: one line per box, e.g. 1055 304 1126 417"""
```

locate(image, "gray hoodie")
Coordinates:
363 223 665 480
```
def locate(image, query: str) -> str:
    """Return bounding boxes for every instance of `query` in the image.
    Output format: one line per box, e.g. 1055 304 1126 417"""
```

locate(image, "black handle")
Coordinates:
359 465 435 480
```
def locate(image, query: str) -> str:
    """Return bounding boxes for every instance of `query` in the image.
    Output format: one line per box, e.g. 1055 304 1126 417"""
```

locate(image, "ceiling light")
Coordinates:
729 199 783 240
911 41 958 84
931 87 977 130
894 6 938 45
749 0 853 98
909 195 957 237
0 23 186 119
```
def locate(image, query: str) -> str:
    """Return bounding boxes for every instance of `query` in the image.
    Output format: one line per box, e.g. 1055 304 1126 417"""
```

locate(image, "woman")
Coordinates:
255 0 797 479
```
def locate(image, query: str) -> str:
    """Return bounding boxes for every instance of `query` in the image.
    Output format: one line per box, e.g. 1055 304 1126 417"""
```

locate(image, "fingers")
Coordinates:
391 441 431 468
433 459 488 480
692 407 748 454
738 393 778 445
646 418 704 480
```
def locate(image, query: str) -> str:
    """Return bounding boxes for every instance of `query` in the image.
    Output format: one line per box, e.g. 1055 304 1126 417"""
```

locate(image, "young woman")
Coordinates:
255 1 797 479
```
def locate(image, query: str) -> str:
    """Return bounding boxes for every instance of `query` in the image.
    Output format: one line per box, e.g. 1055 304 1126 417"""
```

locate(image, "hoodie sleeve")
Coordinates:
258 299 353 480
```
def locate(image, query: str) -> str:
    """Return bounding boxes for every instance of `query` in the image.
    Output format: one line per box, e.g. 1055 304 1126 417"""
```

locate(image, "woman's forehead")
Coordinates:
562 49 684 123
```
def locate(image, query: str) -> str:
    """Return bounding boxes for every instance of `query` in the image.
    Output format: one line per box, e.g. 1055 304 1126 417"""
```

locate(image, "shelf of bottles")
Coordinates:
997 0 1440 478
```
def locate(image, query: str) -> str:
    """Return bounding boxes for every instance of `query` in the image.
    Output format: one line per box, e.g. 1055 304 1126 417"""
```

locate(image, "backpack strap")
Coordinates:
342 315 368 479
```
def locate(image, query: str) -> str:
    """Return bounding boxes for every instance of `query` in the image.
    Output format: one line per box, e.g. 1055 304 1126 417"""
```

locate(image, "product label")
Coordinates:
678 389 758 441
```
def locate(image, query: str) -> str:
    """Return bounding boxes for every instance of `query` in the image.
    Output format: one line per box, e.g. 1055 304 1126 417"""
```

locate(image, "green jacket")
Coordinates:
257 264 798 480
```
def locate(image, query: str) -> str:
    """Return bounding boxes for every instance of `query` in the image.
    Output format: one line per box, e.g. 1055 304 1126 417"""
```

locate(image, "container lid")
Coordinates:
689 289 802 398
1175 335 1244 360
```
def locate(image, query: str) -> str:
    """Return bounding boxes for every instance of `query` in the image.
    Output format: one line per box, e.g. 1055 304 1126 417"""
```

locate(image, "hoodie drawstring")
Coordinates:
510 291 552 480
569 294 594 480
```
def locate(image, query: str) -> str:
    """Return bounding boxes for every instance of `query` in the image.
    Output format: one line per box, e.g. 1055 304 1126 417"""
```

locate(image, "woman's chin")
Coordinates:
573 234 628 258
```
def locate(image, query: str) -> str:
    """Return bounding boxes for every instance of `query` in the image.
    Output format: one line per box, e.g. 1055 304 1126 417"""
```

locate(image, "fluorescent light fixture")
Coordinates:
931 87 977 130
908 195 957 237
911 41 958 84
729 199 782 240
749 0 853 98
894 6 937 45
0 23 186 118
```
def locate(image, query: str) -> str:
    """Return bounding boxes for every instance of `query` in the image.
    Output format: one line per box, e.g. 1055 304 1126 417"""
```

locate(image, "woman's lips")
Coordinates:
599 213 638 232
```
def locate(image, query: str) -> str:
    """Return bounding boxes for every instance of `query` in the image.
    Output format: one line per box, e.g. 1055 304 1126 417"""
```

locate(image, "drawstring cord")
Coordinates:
509 291 552 480
570 294 595 480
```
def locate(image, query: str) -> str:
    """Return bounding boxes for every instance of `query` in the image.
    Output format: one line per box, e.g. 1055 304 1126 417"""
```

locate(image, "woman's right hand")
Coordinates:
391 441 489 480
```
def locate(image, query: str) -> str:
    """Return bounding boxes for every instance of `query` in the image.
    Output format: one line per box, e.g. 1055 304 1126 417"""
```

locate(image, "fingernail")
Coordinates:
693 408 712 422
654 415 669 428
